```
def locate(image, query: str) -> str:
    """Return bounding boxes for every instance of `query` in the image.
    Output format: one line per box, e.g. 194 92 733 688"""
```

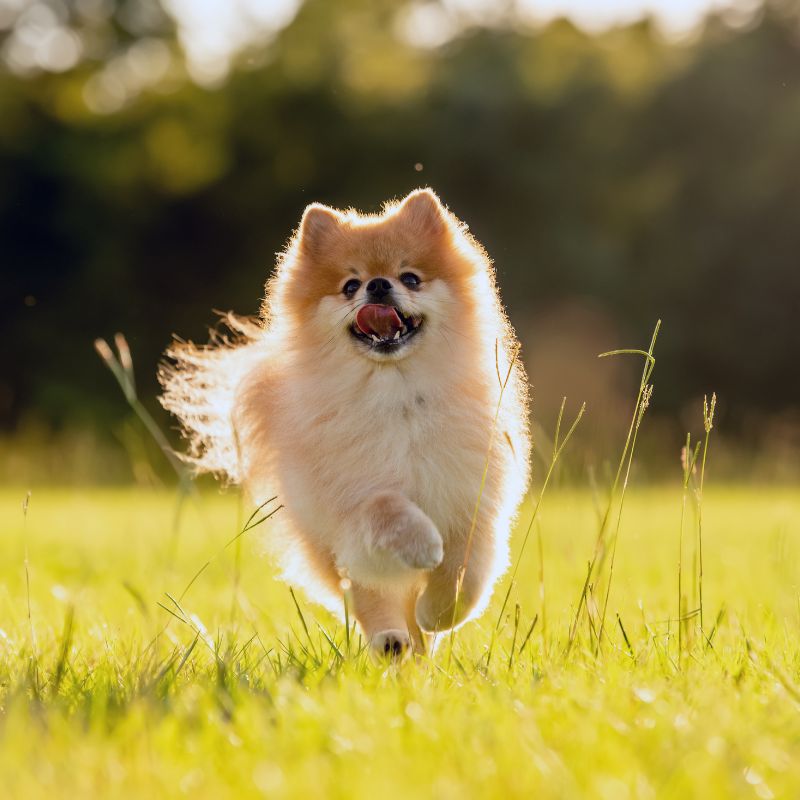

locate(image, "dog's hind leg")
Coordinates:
414 527 494 634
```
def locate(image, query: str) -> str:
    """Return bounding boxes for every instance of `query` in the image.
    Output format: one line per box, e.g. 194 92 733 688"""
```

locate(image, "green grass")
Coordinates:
1 484 799 798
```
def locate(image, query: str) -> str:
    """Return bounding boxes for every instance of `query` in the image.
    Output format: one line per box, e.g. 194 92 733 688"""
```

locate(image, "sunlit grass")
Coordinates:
1 484 798 798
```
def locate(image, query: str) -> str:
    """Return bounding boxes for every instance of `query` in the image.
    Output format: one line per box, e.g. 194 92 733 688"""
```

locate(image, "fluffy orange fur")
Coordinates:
160 189 531 657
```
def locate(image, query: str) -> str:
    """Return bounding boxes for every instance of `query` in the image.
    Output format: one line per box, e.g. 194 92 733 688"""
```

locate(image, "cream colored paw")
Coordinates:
371 629 412 660
385 506 443 571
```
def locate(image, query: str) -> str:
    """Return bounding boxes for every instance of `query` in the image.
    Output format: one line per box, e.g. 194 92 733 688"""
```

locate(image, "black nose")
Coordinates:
366 277 392 300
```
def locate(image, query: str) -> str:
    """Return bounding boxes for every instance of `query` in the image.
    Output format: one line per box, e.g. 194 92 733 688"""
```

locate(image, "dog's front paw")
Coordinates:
370 629 412 660
388 504 443 571
363 492 444 575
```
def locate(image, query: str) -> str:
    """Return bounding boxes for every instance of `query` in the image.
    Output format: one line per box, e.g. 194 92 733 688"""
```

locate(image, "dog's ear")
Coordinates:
298 203 342 254
395 188 448 238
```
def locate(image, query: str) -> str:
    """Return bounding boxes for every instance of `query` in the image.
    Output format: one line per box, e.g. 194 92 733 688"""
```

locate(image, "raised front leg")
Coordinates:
335 491 444 586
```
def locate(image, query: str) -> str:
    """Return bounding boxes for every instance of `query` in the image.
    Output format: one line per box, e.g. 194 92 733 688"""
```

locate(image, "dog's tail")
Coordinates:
158 313 263 483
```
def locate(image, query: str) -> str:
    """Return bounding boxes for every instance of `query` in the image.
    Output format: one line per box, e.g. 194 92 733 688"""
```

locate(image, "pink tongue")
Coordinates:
356 304 403 338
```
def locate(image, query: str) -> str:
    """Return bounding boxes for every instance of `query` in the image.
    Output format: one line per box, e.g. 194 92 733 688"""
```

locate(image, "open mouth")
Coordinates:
350 304 423 350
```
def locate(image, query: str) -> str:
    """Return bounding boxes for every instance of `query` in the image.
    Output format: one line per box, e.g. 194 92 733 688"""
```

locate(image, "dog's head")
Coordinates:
273 189 486 363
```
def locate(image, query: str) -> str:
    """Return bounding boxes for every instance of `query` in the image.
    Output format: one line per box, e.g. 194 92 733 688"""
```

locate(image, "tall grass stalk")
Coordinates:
507 604 521 672
697 393 717 638
566 320 660 655
537 524 546 645
597 381 653 649
95 334 195 565
178 497 281 603
678 434 701 663
21 492 38 682
487 398 585 666
95 334 191 485
231 491 245 622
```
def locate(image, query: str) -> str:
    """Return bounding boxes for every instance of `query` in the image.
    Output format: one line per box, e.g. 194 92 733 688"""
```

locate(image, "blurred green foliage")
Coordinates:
2 0 799 449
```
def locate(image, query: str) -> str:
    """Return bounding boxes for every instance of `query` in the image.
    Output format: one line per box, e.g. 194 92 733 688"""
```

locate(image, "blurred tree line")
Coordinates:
2 0 799 459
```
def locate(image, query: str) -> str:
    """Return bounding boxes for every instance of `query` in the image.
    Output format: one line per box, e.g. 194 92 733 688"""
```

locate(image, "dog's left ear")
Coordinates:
395 189 448 238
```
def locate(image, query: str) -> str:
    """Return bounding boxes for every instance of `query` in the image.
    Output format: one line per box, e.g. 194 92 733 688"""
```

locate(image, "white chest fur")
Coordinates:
273 356 493 544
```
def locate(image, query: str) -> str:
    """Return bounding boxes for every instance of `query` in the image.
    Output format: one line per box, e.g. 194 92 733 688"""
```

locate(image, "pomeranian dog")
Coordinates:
160 189 530 657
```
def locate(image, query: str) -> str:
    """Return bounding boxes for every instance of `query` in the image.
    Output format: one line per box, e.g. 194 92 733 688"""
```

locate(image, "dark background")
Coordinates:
2 0 799 482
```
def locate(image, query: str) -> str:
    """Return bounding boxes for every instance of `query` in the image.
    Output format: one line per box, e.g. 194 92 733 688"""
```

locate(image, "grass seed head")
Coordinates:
703 393 717 434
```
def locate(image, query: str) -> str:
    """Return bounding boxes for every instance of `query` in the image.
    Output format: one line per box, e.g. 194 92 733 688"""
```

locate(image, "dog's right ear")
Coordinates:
298 203 342 255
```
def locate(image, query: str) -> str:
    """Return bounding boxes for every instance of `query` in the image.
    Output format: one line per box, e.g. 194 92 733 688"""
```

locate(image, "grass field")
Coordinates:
1 483 799 798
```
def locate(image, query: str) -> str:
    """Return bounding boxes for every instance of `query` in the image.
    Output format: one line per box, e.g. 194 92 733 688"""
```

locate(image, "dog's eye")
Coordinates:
342 279 361 296
400 272 421 289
